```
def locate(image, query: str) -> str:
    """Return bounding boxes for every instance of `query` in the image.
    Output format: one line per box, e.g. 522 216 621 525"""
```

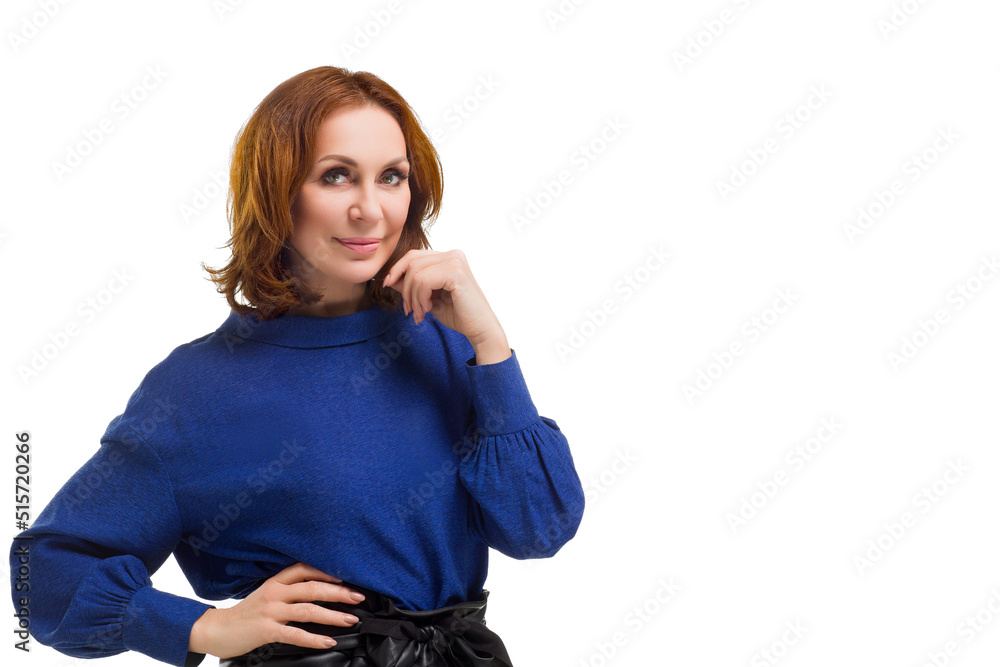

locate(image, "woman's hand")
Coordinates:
188 561 366 659
382 249 508 352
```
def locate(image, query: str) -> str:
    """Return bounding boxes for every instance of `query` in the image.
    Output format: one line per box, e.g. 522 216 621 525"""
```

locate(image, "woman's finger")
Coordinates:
402 267 417 319
385 249 426 306
413 268 436 323
281 601 361 628
269 561 342 586
383 250 417 291
410 269 423 322
281 579 366 605
406 257 445 323
416 281 434 324
273 623 341 651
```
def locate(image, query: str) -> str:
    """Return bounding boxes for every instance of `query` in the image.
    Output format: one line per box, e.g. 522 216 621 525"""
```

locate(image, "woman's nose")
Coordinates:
351 183 382 222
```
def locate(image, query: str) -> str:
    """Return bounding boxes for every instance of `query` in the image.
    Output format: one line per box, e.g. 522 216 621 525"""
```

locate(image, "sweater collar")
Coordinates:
217 301 407 349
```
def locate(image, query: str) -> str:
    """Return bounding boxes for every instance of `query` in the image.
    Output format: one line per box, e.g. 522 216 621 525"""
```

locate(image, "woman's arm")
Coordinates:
382 247 586 557
8 437 216 667
458 348 587 559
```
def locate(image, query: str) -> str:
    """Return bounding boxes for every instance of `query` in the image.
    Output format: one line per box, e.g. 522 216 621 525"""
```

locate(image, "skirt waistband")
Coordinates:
217 581 513 667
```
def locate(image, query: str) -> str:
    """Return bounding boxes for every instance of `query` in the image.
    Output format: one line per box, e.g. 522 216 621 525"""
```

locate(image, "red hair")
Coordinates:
202 66 444 321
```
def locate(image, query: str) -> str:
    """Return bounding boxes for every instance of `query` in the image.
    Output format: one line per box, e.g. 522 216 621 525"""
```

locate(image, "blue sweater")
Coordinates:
9 301 586 666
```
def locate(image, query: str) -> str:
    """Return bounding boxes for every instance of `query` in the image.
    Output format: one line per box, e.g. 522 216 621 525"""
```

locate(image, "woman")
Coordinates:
9 66 586 667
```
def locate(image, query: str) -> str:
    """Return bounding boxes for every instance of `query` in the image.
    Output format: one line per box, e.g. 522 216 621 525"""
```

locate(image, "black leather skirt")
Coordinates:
217 580 513 667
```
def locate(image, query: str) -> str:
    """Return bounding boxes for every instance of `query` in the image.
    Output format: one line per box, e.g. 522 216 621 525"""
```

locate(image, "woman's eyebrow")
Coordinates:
316 154 409 168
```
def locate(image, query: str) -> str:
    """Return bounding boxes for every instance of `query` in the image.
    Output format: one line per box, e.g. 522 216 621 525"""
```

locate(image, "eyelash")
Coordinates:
321 167 409 187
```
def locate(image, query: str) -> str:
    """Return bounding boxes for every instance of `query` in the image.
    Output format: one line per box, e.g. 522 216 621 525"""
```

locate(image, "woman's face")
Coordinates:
287 104 411 313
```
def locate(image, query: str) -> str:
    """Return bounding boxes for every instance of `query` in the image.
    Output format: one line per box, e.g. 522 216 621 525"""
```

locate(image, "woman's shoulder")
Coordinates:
99 318 250 450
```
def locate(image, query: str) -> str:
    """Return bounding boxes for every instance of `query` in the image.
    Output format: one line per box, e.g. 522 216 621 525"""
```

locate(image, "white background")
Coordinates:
3 1 1000 665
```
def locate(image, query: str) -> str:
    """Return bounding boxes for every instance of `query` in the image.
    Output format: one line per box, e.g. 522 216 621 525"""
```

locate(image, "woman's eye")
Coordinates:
381 169 408 186
322 168 349 185
322 167 407 186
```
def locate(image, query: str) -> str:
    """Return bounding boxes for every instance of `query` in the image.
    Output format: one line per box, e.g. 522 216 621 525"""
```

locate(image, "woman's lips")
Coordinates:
336 238 379 254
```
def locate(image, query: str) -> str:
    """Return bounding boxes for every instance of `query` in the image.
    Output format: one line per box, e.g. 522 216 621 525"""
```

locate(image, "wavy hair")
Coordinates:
202 66 444 321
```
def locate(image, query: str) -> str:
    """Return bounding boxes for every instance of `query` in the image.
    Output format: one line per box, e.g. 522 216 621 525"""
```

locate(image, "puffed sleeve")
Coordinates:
457 348 586 559
8 435 216 667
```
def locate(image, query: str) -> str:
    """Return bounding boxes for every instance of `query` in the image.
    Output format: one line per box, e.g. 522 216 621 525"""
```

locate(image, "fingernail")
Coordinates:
345 614 360 623
324 638 336 647
351 592 365 601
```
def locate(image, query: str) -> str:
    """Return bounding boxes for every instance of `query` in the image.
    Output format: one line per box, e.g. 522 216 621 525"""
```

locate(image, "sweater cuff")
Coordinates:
122 584 216 667
465 348 540 436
